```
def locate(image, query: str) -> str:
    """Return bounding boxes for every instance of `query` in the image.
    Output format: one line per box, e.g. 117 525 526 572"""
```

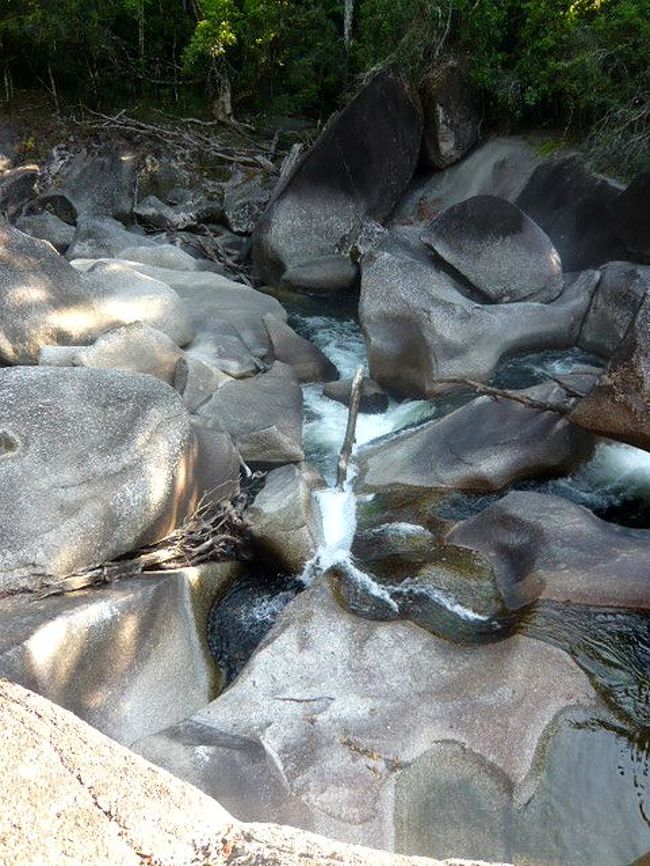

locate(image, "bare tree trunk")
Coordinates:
343 0 355 81
337 367 364 490
48 62 60 114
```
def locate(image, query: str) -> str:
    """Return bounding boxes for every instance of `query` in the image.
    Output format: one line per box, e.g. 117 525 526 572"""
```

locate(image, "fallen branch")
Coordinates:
33 491 250 600
337 367 365 490
435 378 572 415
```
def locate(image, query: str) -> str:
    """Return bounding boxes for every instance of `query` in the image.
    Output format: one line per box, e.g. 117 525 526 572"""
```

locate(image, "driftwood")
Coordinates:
33 492 249 600
336 367 365 490
435 378 572 415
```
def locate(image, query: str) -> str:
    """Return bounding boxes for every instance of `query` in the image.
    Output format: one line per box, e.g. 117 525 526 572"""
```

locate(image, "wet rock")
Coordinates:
448 490 650 612
245 463 326 573
0 165 39 219
263 313 338 382
15 211 74 253
394 137 541 228
223 165 273 234
421 195 563 303
359 229 598 398
39 145 138 221
578 261 650 357
0 367 227 592
67 216 156 260
516 155 624 270
0 225 193 362
323 377 389 414
38 322 183 384
420 61 480 169
199 362 304 465
280 255 359 295
253 70 423 284
571 291 650 451
356 382 593 493
134 577 598 857
0 563 242 744
616 172 650 262
2 681 489 866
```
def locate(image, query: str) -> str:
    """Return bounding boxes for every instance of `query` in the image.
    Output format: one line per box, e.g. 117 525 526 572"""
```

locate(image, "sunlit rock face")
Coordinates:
0 224 192 363
253 70 423 285
421 195 563 304
0 367 233 592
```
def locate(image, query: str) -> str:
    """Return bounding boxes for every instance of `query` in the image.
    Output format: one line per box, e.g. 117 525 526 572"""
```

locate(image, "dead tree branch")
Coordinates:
337 367 365 490
435 378 572 415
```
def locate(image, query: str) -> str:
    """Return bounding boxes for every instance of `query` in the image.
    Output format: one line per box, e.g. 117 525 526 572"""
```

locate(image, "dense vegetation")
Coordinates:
1 0 648 172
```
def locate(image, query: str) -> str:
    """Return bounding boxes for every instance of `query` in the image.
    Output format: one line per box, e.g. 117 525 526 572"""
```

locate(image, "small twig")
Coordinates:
435 378 572 415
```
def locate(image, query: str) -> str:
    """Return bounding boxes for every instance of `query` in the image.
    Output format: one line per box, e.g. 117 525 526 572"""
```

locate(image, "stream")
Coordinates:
209 301 650 864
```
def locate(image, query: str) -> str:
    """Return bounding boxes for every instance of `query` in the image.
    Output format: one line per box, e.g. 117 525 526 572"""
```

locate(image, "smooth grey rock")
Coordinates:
67 216 156 260
280 256 359 294
133 577 598 853
359 229 598 398
263 313 338 382
421 195 563 303
0 367 227 592
174 355 232 411
119 243 206 272
393 137 541 228
38 322 183 384
0 165 39 219
15 211 74 253
578 261 650 357
253 70 423 284
199 362 304 465
419 62 480 170
322 377 389 414
0 563 242 745
572 290 650 451
616 172 650 262
517 155 625 270
223 165 272 234
356 382 593 493
245 463 326 573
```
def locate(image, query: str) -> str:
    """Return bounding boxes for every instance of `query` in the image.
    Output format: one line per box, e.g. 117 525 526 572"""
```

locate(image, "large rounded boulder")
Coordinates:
0 367 230 593
421 195 563 303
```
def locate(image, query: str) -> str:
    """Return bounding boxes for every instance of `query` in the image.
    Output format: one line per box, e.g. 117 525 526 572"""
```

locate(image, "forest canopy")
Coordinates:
1 0 648 168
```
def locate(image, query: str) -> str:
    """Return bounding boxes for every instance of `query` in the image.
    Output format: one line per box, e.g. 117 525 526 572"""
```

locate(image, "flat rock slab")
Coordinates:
421 195 563 303
0 563 241 745
0 367 212 592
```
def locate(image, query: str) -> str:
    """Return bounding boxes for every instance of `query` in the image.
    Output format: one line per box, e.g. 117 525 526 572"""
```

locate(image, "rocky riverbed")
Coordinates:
0 69 649 865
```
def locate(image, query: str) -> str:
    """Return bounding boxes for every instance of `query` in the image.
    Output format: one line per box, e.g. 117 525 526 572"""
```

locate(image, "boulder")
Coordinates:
616 172 650 262
38 322 183 384
0 165 39 218
39 145 138 221
578 261 650 357
0 563 242 744
516 155 624 270
15 211 74 253
119 243 208 272
0 681 496 866
571 290 650 451
199 362 304 465
393 137 541 228
323 377 389 414
280 255 360 294
419 62 480 169
0 121 19 171
359 229 598 398
173 355 233 411
356 382 593 493
223 165 273 234
245 463 326 573
0 367 229 593
253 70 423 284
0 225 192 363
134 577 601 861
66 216 157 260
134 194 222 231
421 196 563 303
448 489 650 612
137 152 193 202
263 313 338 382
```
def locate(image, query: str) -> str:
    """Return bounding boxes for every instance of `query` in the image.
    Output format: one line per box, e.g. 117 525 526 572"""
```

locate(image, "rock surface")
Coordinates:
0 680 500 866
280 255 360 294
323 377 389 414
253 70 423 283
421 196 563 303
15 211 75 252
356 383 593 493
0 367 224 592
263 313 338 382
420 62 480 169
616 171 650 262
66 216 156 260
